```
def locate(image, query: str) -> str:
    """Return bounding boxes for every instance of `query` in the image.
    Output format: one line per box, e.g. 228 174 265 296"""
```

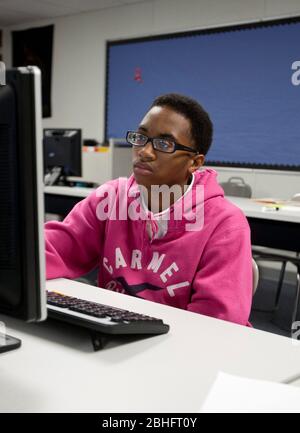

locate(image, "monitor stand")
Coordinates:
0 322 21 354
44 166 68 186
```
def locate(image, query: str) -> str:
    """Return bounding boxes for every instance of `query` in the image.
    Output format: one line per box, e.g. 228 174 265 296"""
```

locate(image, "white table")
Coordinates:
1 278 300 412
225 196 300 253
227 196 300 224
44 185 94 198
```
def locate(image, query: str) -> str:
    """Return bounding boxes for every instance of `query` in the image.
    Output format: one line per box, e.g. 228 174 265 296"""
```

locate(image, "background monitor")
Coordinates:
43 128 82 185
0 66 46 353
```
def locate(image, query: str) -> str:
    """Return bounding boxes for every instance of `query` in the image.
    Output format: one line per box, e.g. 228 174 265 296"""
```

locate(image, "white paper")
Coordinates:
200 372 300 413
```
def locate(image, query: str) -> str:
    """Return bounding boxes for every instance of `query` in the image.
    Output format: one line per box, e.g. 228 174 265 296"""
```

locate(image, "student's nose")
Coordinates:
138 141 157 160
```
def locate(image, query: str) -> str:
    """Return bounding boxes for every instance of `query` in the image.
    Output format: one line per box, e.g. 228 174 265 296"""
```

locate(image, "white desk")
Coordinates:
44 185 95 198
225 196 300 253
1 278 300 412
228 196 300 224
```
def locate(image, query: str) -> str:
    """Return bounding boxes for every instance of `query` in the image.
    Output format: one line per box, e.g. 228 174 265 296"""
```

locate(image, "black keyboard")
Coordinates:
46 291 170 336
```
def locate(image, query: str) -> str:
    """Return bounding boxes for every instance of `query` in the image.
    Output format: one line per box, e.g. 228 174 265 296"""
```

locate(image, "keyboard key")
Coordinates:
46 291 170 336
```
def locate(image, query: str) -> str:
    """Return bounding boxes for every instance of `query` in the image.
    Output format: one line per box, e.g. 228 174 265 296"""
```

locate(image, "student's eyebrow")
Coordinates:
138 125 147 131
158 133 176 140
137 126 176 141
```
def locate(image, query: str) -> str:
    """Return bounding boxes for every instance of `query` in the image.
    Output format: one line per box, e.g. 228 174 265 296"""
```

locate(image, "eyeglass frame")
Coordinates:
126 130 199 154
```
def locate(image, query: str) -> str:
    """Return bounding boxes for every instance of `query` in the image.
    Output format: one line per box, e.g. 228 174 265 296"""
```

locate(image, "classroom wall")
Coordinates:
2 0 300 192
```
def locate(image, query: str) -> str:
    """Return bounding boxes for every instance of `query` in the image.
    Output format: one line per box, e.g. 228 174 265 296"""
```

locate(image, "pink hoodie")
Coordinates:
45 169 253 326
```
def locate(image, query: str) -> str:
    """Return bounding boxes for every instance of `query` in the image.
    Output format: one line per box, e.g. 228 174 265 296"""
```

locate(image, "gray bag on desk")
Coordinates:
220 177 252 198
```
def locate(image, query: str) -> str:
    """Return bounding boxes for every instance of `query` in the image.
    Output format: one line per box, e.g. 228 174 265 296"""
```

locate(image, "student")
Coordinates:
45 93 253 326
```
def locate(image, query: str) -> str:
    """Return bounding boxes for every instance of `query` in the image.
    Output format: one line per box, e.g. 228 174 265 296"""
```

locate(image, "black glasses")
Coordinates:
126 131 199 154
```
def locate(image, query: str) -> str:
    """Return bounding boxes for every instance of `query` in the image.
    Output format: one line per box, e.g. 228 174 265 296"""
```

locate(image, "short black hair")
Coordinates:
151 93 213 155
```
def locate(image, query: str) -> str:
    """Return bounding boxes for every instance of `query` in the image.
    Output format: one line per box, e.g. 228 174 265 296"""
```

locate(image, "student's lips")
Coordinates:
133 162 154 175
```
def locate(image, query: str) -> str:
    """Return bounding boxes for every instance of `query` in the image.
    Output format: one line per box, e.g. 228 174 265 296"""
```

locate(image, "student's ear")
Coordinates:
189 154 205 174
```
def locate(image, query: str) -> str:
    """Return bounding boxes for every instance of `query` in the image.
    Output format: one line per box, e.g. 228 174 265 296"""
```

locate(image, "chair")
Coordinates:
252 249 300 323
252 193 300 327
220 177 252 198
252 258 259 296
292 193 300 202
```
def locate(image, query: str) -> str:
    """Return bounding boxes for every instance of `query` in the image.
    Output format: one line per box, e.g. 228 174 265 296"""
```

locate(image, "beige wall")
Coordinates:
2 0 300 190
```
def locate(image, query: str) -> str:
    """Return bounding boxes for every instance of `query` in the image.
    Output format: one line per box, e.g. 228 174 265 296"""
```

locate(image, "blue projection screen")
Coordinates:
105 19 300 170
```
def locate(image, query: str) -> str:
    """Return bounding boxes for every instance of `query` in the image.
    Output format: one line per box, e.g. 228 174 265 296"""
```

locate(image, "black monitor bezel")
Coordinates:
0 68 46 322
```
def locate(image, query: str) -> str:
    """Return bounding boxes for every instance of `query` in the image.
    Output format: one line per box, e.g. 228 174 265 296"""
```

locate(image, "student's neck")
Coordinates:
143 175 192 214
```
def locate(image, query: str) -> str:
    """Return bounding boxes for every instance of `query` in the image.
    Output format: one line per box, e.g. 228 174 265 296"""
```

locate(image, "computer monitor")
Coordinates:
43 128 82 185
0 66 47 353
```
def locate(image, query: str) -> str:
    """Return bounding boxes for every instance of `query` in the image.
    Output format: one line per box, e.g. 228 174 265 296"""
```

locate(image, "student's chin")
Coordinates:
134 173 154 187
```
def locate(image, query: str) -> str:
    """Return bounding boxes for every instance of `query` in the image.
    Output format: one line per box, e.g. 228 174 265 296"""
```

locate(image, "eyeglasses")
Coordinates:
126 131 199 154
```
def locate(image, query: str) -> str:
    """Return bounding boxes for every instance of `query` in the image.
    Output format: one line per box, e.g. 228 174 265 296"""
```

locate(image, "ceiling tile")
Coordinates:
0 0 149 27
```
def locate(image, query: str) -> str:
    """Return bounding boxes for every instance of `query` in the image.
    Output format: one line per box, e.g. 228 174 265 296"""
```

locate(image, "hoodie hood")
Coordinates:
196 168 225 202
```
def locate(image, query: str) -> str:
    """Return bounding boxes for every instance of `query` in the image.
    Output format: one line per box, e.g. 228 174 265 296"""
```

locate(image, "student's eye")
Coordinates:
157 140 173 149
133 133 146 144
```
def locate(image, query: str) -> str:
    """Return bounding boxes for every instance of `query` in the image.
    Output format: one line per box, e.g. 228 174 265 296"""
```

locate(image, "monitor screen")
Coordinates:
43 128 82 185
0 66 46 353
